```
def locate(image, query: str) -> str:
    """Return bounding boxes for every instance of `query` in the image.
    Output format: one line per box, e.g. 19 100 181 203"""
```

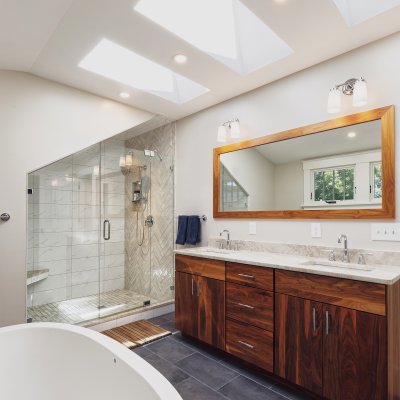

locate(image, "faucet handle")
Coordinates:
358 252 372 265
322 249 336 261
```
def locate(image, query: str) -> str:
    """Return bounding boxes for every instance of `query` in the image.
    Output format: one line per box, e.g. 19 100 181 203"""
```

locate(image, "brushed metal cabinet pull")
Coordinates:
197 281 200 297
312 307 316 331
325 311 329 335
238 273 255 279
191 279 194 296
238 303 255 310
238 340 254 349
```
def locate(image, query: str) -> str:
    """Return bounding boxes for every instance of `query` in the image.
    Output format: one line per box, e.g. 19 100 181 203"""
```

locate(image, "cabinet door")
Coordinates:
196 275 225 350
275 293 323 396
323 305 387 400
175 271 197 337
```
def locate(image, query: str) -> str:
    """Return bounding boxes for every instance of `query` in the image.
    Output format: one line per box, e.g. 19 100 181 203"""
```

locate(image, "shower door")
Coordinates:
98 141 152 319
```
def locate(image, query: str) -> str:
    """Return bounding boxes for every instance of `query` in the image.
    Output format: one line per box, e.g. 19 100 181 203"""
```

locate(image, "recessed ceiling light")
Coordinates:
332 0 400 26
173 54 187 64
119 92 130 98
134 0 293 75
79 39 208 104
347 131 357 138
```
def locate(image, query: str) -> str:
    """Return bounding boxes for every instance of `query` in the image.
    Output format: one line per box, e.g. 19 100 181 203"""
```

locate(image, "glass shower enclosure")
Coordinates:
26 132 174 325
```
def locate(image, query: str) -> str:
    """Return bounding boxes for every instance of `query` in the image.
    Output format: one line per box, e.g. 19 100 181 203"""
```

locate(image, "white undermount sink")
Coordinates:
300 260 374 272
202 248 234 254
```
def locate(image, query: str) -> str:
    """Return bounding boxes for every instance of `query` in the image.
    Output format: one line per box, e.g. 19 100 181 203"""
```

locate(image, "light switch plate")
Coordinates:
249 221 257 235
371 223 400 241
311 223 322 238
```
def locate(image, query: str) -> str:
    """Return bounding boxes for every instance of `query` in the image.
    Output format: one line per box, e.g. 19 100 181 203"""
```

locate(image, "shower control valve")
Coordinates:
145 215 154 227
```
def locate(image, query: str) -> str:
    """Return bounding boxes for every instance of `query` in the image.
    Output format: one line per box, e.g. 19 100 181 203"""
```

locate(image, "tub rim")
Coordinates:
0 322 182 400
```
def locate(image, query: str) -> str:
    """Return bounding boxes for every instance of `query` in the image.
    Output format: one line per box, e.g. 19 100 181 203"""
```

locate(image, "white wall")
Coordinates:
220 148 275 210
176 32 400 252
274 162 303 210
0 71 153 327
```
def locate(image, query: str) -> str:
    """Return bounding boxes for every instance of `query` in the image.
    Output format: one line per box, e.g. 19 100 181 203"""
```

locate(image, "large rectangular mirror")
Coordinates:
213 106 394 219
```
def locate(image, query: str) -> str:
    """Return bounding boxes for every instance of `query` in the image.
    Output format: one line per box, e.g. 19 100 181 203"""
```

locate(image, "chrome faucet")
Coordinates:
220 229 230 250
338 234 350 263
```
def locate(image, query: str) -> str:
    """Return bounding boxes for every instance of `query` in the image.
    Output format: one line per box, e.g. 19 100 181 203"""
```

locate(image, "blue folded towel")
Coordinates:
186 215 201 245
175 215 188 245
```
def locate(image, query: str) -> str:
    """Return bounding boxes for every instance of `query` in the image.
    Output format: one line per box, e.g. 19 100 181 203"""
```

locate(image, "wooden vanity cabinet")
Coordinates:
275 270 388 400
175 255 225 349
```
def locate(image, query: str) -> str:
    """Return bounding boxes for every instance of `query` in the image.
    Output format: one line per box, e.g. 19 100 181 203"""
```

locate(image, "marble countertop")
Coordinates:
174 247 400 285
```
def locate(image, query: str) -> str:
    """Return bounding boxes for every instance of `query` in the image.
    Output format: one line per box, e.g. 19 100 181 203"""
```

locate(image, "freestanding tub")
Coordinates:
0 323 182 400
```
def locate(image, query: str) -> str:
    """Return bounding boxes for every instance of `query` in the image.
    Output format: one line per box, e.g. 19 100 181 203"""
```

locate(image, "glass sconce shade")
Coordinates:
230 120 240 138
327 87 341 113
353 79 368 107
217 125 228 142
125 153 133 166
119 156 126 168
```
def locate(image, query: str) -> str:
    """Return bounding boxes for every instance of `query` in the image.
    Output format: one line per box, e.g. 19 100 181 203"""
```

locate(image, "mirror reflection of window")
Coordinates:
313 167 355 202
372 162 382 200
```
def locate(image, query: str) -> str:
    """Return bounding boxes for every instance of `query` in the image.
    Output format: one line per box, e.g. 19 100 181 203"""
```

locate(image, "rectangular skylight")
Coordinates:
333 0 400 26
78 38 208 104
134 0 293 75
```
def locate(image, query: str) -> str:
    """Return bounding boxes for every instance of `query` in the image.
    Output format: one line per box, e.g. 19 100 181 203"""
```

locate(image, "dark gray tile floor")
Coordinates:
131 312 313 400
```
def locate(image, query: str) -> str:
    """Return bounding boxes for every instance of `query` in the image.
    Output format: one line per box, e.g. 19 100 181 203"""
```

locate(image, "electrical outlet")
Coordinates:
311 223 322 238
249 221 257 235
371 223 400 241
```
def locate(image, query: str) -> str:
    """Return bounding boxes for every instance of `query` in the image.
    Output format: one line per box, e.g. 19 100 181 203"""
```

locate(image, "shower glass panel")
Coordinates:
98 141 151 319
27 144 102 324
27 120 175 325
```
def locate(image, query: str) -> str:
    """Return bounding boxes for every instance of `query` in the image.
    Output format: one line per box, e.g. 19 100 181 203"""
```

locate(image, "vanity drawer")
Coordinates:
226 319 273 372
226 283 273 331
175 255 225 281
275 270 386 316
226 262 273 290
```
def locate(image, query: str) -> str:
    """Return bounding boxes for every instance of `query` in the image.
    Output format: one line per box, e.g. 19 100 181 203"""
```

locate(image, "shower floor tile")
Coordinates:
27 289 158 324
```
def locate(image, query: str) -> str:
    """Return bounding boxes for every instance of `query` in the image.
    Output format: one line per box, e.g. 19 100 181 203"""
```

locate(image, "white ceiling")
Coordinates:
255 120 381 164
1 0 400 120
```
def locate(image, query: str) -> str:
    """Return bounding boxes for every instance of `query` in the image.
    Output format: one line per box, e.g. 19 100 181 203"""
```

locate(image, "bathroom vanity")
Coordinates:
174 248 400 400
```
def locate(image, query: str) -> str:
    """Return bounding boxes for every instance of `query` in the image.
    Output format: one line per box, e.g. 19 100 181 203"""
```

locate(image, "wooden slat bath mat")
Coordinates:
102 320 171 349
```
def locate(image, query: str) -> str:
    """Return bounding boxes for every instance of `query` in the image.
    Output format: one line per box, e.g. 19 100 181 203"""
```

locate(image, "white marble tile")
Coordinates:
72 218 100 232
33 174 73 191
34 218 72 233
33 274 67 292
72 230 100 245
102 266 124 281
32 287 67 306
72 243 101 259
72 256 100 272
73 177 100 193
33 203 73 219
35 246 70 262
103 193 125 207
103 253 124 268
38 259 71 275
71 269 99 286
73 204 100 219
33 189 73 205
71 281 99 298
101 180 125 195
72 190 100 205
34 232 72 248
104 242 124 256
100 278 124 292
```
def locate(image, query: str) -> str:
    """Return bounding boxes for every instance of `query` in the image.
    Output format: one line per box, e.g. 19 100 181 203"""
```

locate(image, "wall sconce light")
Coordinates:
217 118 241 143
119 151 134 175
327 77 367 114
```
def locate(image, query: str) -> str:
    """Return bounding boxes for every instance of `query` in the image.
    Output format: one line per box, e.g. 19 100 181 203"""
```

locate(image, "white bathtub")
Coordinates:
0 323 182 400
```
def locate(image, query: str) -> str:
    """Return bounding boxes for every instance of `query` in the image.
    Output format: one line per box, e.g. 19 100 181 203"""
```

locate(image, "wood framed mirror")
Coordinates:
213 106 395 219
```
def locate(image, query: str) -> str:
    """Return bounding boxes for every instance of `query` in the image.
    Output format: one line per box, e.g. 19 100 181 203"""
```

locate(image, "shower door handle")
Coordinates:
103 220 111 241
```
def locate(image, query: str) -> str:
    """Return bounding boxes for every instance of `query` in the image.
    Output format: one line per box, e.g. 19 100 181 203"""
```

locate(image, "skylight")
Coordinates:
332 0 400 26
79 39 208 104
134 0 293 75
